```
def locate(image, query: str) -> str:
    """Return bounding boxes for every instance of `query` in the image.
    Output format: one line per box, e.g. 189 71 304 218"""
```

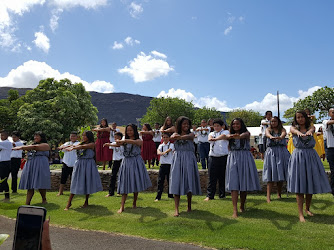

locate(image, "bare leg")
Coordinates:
240 191 247 212
81 194 89 208
266 182 273 203
148 161 151 169
57 184 65 196
296 194 305 222
64 194 75 210
174 195 180 217
26 189 34 205
187 192 192 212
39 189 47 204
305 194 314 216
277 181 283 198
118 194 127 214
133 192 138 209
231 190 238 218
102 161 106 170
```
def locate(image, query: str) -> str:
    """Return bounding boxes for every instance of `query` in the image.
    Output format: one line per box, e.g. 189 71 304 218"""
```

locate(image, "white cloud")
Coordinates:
50 8 63 32
224 26 232 35
112 41 124 50
118 51 174 83
33 31 50 53
239 16 245 22
151 50 167 59
157 88 232 112
124 36 140 46
129 2 143 18
0 60 115 93
298 86 321 99
50 0 108 10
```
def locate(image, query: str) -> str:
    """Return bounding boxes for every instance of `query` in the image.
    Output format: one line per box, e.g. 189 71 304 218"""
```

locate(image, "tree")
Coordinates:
284 86 334 122
226 109 263 127
193 107 225 126
141 97 195 126
16 78 98 144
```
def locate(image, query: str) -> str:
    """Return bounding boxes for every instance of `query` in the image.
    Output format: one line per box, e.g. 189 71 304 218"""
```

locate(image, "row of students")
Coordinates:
3 111 333 222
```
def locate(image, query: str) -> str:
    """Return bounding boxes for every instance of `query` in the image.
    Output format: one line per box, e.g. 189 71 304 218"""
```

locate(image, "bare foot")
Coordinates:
42 200 48 204
154 199 159 202
299 215 306 222
80 203 88 208
305 210 314 216
132 205 137 209
266 198 271 203
240 207 245 213
187 208 192 213
64 203 71 211
204 197 211 201
105 194 113 197
173 211 179 217
117 208 124 214
232 212 238 218
277 194 282 199
57 193 63 196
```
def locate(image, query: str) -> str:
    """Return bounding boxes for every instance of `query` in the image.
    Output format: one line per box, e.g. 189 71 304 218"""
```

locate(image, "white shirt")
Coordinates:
0 139 13 162
158 142 175 165
191 129 198 144
11 140 23 158
197 126 210 143
261 119 270 138
62 141 80 167
109 143 124 161
109 128 120 143
323 119 334 148
209 130 229 157
153 129 162 143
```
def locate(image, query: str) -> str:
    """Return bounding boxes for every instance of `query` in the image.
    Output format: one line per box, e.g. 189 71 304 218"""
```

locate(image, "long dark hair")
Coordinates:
33 131 47 144
175 116 192 134
82 130 95 144
143 123 152 131
229 118 248 148
100 118 108 128
268 116 283 134
125 124 140 139
292 110 311 130
162 116 173 130
229 118 248 134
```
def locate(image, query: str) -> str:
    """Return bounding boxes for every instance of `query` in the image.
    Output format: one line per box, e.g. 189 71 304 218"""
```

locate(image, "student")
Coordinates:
140 124 156 169
152 123 161 166
225 118 261 218
263 117 290 203
108 122 120 169
10 131 23 193
288 110 331 222
0 131 12 201
116 124 152 214
196 119 211 169
103 132 124 197
261 111 273 152
92 118 112 170
64 131 103 210
57 131 80 196
155 133 174 201
160 116 176 136
169 116 201 217
14 131 51 205
322 107 334 197
191 124 200 162
205 119 229 201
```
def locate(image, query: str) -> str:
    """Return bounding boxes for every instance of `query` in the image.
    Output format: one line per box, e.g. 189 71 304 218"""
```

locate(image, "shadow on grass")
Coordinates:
307 214 334 225
126 206 168 223
311 197 333 211
241 208 297 230
34 202 60 211
73 204 113 221
179 209 238 231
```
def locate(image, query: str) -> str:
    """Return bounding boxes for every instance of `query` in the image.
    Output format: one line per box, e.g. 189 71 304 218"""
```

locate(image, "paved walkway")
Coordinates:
0 216 206 250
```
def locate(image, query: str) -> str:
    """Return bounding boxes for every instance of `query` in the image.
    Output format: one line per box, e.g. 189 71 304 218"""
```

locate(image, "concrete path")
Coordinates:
0 216 207 250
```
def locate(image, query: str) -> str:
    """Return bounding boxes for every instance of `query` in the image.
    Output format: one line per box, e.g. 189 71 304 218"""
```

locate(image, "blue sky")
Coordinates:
0 0 333 115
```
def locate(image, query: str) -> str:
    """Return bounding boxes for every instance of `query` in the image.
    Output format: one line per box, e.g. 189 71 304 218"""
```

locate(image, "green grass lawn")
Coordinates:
1 188 334 249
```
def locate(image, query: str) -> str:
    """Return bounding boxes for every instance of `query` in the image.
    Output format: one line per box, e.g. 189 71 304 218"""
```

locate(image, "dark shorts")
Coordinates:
258 144 265 153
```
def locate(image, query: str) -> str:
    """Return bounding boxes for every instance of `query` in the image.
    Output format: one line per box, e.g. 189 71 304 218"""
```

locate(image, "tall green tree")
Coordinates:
17 78 98 144
226 109 263 127
193 107 224 126
0 89 24 131
284 86 334 122
141 97 195 126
